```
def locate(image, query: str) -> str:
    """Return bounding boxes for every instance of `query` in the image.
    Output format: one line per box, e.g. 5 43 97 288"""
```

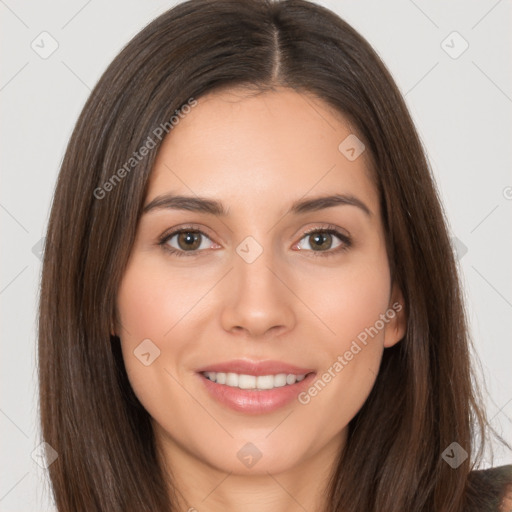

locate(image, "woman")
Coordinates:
37 0 511 510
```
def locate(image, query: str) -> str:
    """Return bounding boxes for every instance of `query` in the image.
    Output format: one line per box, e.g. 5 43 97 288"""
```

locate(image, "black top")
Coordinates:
466 465 512 511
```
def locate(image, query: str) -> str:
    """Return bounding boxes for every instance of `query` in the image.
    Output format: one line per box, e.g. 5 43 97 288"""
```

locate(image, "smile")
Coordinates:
202 371 307 390
195 360 317 414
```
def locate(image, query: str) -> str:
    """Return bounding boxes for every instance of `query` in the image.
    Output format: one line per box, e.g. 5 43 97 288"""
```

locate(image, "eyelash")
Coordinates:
157 224 352 258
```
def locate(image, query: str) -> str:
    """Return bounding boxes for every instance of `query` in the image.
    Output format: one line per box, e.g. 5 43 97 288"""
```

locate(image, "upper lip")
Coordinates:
196 359 315 377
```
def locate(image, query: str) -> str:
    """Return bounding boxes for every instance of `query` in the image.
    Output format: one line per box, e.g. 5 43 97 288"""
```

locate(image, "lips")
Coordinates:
196 359 315 376
195 359 316 414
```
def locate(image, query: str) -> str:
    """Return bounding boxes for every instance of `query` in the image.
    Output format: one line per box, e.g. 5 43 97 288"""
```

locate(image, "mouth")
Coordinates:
201 371 309 390
195 360 316 414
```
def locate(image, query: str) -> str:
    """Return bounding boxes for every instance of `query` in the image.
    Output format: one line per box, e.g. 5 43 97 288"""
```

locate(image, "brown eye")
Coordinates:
176 231 203 251
297 228 348 253
308 232 334 251
160 228 215 256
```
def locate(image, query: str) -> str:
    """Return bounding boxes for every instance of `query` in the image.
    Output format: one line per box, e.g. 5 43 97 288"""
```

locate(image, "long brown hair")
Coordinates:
37 0 495 510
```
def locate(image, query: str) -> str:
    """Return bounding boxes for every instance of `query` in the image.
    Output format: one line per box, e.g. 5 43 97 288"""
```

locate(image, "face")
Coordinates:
115 87 406 478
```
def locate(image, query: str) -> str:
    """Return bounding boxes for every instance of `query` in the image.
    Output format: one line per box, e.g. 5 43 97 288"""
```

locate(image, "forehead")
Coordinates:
146 87 378 216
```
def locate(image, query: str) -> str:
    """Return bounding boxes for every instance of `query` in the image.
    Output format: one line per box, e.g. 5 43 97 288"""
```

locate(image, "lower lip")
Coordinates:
197 372 316 414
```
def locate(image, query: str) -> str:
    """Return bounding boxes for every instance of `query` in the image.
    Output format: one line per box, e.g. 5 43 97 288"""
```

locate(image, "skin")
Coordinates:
115 87 406 512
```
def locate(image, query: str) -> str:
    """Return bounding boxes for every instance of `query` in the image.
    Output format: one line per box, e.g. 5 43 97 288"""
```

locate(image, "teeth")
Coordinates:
286 374 296 385
203 372 307 390
226 372 238 387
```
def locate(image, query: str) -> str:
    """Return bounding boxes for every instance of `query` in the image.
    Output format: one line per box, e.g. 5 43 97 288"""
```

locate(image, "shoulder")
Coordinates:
465 465 512 512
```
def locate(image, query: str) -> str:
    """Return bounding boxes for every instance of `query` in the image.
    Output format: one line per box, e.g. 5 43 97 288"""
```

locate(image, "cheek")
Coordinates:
115 252 224 408
293 254 392 424
116 254 212 341
306 255 392 350
115 256 187 401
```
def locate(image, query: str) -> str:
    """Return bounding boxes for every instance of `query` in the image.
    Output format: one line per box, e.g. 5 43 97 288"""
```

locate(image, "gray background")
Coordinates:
1 0 511 509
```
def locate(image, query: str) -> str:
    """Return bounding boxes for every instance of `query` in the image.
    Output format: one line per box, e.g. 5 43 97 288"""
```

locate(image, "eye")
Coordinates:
158 226 218 257
294 226 352 256
158 224 352 258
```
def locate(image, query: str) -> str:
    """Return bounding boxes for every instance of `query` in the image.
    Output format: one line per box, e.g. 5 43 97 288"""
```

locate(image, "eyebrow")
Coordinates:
142 193 372 217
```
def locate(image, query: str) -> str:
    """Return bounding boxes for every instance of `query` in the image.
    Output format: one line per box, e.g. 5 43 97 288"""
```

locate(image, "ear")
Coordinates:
383 283 407 348
110 318 117 338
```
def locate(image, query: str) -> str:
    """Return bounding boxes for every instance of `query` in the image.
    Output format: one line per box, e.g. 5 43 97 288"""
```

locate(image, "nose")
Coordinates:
219 245 297 339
